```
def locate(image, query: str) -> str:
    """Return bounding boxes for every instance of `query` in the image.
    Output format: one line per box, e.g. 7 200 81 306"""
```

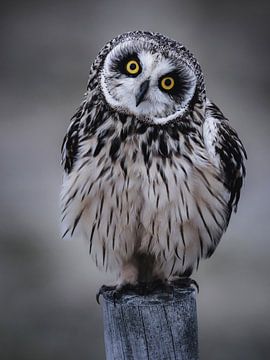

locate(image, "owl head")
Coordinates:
89 31 205 125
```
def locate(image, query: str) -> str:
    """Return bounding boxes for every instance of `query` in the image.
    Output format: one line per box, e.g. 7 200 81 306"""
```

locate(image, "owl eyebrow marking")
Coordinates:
113 51 141 74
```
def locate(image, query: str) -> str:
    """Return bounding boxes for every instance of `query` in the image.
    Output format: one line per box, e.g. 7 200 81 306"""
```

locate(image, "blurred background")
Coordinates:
1 0 270 359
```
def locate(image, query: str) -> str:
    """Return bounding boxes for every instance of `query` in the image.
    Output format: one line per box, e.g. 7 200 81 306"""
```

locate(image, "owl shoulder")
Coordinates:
61 103 85 174
203 99 247 212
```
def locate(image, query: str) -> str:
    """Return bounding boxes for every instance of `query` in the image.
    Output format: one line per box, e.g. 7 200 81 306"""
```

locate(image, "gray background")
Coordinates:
1 0 270 359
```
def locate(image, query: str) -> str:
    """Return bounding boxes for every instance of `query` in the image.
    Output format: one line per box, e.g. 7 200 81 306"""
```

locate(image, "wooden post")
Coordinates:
101 287 199 360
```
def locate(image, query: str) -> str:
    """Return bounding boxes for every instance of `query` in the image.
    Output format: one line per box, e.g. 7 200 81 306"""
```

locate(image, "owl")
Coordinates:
61 31 246 295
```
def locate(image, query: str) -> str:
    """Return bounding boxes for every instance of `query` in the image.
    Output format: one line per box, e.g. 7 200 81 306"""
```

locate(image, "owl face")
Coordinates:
100 37 197 125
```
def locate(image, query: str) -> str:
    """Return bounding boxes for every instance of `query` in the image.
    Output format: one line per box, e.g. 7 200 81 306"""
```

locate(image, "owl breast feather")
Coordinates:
61 108 230 276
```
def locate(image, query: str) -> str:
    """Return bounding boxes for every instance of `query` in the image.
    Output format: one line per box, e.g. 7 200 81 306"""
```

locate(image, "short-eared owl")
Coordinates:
61 31 246 290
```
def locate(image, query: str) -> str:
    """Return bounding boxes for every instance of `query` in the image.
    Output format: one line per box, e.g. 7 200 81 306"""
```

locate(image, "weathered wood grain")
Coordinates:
101 287 199 360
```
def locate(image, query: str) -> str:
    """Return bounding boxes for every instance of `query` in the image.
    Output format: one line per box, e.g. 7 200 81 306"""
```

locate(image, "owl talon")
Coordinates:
96 285 117 304
108 283 143 305
170 277 199 293
97 278 198 304
96 283 144 305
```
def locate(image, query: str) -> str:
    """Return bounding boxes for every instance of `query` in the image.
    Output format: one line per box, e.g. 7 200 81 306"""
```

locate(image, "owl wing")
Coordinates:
61 104 85 174
203 99 247 217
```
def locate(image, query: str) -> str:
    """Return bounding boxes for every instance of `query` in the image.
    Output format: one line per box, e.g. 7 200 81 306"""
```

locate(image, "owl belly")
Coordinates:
61 156 144 271
138 155 229 278
61 140 229 279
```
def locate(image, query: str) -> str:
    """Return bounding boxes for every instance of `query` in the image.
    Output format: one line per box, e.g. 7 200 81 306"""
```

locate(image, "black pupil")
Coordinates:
164 78 172 86
130 62 137 70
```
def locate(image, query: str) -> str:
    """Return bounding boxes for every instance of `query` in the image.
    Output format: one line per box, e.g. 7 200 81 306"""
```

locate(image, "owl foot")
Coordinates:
96 283 148 304
96 285 117 304
169 277 199 293
96 278 198 304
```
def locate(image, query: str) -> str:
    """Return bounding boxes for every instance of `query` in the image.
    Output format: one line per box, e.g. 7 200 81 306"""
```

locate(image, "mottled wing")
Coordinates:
203 99 247 219
61 103 85 174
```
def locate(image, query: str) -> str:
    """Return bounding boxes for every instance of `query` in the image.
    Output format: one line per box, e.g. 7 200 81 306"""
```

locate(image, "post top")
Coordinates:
101 286 196 306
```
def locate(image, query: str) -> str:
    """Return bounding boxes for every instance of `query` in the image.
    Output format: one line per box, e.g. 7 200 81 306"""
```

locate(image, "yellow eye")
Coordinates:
126 60 140 75
160 76 175 91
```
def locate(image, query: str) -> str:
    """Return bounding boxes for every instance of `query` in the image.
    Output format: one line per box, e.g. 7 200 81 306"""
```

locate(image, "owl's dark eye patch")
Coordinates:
159 71 182 95
111 52 142 77
159 68 195 102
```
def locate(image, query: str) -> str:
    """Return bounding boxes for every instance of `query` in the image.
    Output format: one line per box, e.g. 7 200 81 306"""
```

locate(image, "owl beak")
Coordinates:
136 80 150 107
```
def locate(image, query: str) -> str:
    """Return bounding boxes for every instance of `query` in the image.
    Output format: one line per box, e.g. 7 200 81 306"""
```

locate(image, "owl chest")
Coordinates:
63 131 227 258
91 134 214 224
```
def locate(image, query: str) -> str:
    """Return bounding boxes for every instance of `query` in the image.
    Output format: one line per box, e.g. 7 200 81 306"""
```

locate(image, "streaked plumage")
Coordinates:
61 31 246 286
